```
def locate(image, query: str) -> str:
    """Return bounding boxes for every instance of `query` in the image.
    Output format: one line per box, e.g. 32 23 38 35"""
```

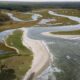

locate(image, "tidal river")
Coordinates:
0 10 80 80
26 11 80 80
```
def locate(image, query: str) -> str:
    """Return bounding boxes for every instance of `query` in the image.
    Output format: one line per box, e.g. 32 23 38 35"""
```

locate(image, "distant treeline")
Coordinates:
0 3 32 12
0 2 80 11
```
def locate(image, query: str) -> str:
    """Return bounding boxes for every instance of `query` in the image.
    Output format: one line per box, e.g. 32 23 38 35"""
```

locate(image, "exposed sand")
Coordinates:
5 10 80 80
38 19 56 24
1 28 52 80
3 31 19 54
22 28 52 80
42 32 80 40
7 13 23 22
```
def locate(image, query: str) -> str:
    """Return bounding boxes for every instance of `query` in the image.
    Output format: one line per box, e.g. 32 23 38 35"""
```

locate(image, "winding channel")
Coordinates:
7 12 42 22
0 10 80 80
23 11 80 80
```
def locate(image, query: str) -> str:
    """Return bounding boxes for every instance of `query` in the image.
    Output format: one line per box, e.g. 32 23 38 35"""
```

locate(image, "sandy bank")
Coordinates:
22 28 52 80
3 31 19 54
42 32 80 40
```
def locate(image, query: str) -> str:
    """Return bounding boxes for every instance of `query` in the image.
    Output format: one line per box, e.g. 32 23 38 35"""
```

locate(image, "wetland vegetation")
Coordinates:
51 30 80 35
0 2 80 80
0 30 33 80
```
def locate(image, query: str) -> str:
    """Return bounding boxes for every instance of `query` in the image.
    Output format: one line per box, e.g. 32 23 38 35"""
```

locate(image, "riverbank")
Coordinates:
42 32 80 40
0 29 33 80
22 28 52 80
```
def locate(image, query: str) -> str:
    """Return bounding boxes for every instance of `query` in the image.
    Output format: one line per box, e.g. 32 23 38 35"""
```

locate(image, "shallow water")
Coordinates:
0 29 16 56
25 10 80 79
0 50 7 54
47 41 80 80
27 27 80 80
0 10 80 80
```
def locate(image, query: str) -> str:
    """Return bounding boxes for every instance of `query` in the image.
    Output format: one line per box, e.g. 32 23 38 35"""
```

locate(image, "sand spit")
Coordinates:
22 28 52 80
42 32 80 40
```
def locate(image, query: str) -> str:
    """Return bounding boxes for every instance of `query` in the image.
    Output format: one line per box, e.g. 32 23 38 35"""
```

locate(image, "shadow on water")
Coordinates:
0 65 16 80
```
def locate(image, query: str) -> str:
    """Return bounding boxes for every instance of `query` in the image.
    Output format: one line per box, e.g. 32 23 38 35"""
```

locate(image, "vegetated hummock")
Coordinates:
51 30 80 35
12 11 32 20
0 30 33 80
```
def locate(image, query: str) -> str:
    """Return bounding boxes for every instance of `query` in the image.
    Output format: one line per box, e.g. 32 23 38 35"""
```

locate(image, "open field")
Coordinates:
0 30 33 80
51 30 80 35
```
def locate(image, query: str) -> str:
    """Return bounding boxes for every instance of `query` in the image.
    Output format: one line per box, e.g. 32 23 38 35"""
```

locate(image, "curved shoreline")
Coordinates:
3 31 19 54
22 28 53 80
42 32 80 40
0 28 53 80
41 10 80 40
7 12 42 22
23 12 80 80
1 10 80 80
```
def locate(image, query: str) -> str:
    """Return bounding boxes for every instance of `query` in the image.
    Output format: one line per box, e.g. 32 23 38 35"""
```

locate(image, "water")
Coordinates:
0 28 80 80
0 50 7 54
0 10 80 80
0 29 14 43
27 12 80 80
47 41 80 80
27 27 80 80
